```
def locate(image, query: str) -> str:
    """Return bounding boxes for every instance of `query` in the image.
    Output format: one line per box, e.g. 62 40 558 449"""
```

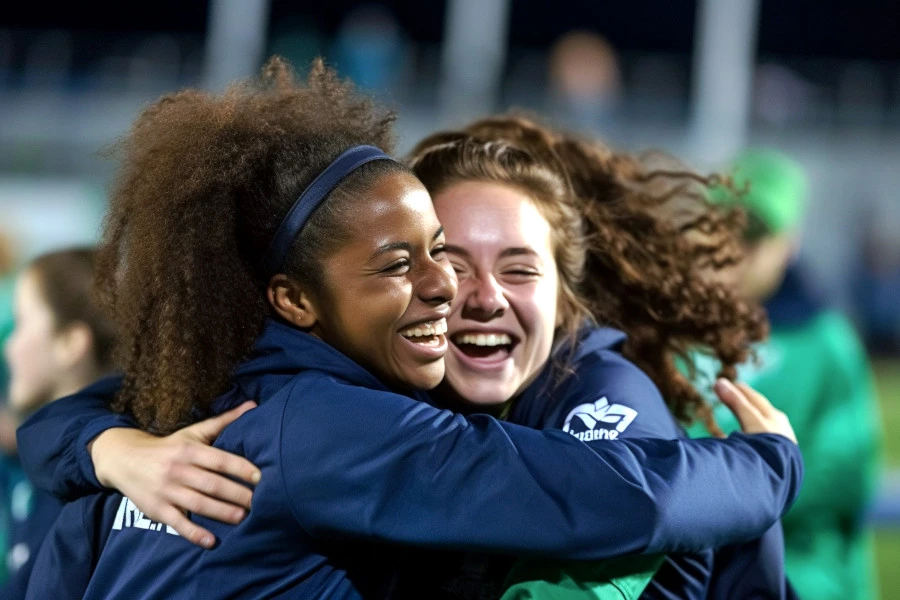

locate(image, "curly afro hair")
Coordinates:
97 57 404 433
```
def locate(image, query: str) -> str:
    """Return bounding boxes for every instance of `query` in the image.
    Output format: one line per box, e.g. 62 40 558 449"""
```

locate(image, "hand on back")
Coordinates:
89 401 261 548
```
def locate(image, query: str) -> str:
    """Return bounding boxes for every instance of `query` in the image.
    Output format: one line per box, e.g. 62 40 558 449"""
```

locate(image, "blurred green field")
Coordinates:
873 360 899 599
876 530 900 599
874 360 900 467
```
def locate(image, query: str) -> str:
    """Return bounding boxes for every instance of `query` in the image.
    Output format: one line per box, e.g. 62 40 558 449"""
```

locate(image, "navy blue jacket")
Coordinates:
25 493 118 600
509 327 795 600
19 320 802 598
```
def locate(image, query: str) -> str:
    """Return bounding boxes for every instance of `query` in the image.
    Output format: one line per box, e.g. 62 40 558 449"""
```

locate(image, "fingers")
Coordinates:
187 401 257 444
170 462 254 510
734 382 771 414
714 378 763 430
166 483 247 525
153 505 217 549
180 444 261 490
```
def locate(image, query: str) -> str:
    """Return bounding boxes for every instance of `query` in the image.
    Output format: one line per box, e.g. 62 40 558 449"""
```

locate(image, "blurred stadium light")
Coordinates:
689 0 759 166
439 0 511 123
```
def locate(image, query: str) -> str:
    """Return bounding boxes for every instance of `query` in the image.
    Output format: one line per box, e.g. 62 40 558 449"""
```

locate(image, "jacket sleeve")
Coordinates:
16 376 131 500
706 523 796 600
280 378 803 559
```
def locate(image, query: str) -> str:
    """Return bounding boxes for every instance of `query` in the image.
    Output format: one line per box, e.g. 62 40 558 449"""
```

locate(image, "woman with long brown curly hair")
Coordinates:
401 116 791 599
17 62 800 599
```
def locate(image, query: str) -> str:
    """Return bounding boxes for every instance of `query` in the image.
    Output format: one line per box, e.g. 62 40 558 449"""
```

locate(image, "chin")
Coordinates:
451 383 513 407
408 364 446 390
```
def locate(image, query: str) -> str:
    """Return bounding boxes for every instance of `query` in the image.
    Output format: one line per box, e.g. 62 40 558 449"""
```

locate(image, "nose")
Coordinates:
417 256 458 306
460 272 509 320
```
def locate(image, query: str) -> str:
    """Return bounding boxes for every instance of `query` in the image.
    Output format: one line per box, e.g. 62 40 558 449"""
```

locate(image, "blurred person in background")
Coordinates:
687 149 883 600
853 222 900 356
0 230 17 588
333 3 407 95
0 247 117 599
0 231 15 397
547 31 622 132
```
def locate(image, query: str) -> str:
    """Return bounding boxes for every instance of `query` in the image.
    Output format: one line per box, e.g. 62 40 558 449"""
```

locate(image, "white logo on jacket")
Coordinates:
562 397 637 441
112 497 180 536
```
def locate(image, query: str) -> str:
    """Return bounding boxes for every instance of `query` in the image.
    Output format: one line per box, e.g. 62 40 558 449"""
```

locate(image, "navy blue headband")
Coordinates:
261 145 395 278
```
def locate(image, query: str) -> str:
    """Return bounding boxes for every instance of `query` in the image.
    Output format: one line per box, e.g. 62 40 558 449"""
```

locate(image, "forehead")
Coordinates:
432 181 552 253
340 172 437 243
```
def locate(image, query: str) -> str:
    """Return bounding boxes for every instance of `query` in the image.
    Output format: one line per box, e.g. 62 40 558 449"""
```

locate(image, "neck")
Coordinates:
52 365 115 408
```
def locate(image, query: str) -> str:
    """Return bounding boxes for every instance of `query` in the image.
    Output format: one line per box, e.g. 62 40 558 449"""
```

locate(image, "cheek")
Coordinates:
331 281 409 352
517 280 560 338
6 328 42 372
6 328 57 395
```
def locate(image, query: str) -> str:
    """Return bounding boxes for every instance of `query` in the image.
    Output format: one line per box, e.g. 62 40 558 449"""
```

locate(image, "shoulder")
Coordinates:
548 344 680 440
805 311 872 378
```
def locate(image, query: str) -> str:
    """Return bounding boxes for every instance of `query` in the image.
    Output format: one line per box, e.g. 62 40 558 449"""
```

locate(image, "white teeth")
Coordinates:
455 333 512 347
400 318 448 339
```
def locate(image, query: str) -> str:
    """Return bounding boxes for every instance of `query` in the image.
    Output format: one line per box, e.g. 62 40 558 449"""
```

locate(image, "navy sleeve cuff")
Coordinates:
74 414 138 490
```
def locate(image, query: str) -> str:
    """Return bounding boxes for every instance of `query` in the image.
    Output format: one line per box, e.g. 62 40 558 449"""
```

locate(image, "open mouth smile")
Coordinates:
449 331 518 366
397 318 449 357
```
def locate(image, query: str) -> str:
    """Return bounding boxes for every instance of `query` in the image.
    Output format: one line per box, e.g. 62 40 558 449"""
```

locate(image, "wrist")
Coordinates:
89 427 150 489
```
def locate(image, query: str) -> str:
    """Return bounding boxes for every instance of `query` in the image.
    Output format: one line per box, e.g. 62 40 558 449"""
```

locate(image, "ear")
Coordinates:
53 322 93 369
267 274 321 329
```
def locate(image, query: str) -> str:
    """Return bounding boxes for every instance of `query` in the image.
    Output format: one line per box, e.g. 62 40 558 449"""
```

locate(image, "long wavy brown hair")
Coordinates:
96 57 401 434
409 115 767 433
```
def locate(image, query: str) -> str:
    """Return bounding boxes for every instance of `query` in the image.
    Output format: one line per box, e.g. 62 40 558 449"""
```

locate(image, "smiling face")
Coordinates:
433 180 560 406
309 172 458 390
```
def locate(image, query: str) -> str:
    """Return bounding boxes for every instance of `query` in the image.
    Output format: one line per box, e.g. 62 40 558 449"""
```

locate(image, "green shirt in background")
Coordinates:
687 304 883 600
0 275 14 397
501 555 663 600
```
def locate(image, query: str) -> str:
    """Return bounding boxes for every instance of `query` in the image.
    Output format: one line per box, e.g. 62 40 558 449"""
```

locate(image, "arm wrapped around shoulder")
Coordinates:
636 432 803 555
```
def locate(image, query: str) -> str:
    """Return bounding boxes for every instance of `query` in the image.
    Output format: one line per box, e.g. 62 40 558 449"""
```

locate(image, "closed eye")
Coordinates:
381 258 410 274
503 269 541 279
431 244 448 261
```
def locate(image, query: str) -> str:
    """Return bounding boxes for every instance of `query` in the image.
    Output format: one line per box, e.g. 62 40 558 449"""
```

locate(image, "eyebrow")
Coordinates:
444 245 541 260
499 247 540 259
368 226 444 260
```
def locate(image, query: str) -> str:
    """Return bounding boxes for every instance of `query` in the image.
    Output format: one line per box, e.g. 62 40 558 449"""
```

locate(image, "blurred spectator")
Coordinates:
333 4 407 94
547 31 621 130
853 221 900 356
688 149 883 600
753 63 818 126
0 248 117 599
0 230 16 588
0 231 15 399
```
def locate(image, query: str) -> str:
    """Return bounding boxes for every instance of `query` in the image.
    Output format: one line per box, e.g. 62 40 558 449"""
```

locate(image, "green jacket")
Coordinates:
688 267 882 600
500 555 663 600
